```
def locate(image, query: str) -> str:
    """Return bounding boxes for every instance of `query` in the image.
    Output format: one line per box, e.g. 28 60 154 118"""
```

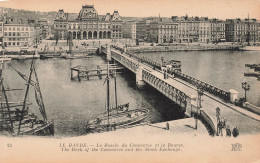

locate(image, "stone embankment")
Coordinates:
127 44 241 53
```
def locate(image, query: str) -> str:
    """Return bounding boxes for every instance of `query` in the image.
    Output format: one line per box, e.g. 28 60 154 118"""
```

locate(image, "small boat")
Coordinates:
86 63 149 134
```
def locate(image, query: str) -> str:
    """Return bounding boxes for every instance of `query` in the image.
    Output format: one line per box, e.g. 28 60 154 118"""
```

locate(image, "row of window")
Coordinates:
4 38 29 41
3 27 29 31
5 41 28 46
4 32 29 37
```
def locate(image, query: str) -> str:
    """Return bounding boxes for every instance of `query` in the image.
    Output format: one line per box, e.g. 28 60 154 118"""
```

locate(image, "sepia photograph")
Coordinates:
0 0 259 162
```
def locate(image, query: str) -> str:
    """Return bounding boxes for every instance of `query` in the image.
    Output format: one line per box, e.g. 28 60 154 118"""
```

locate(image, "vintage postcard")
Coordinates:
0 0 259 162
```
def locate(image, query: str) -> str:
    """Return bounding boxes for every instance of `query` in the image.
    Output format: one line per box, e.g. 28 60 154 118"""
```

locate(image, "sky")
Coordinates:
0 0 259 19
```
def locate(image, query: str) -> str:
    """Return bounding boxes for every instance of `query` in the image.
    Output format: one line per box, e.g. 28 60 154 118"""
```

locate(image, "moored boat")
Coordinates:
86 62 149 134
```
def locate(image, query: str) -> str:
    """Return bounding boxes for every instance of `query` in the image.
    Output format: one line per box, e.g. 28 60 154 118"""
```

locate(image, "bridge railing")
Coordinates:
168 69 230 102
111 46 230 102
142 70 187 110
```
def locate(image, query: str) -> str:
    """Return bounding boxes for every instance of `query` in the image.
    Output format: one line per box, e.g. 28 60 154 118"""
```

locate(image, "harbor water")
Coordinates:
3 56 184 137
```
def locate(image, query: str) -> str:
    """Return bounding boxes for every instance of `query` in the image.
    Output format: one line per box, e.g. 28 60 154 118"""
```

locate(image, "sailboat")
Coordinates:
86 62 149 134
0 59 54 136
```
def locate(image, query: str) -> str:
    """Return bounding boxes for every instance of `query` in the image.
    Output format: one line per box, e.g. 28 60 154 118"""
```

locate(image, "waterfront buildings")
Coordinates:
210 19 225 43
171 16 200 43
225 18 258 43
136 19 153 41
54 5 123 40
2 23 35 47
199 17 211 43
122 21 136 40
149 20 178 43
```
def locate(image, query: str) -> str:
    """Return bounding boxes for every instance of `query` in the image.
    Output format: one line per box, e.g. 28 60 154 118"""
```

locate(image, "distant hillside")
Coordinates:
0 7 146 23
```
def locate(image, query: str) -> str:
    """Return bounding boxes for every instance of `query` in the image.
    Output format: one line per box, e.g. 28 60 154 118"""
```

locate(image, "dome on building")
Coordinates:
78 5 98 20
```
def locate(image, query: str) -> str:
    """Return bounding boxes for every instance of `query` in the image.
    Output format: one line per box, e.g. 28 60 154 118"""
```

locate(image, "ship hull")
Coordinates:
86 108 149 134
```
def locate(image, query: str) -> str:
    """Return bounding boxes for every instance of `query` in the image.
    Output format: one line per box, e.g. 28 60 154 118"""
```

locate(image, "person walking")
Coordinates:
226 125 231 137
232 126 239 138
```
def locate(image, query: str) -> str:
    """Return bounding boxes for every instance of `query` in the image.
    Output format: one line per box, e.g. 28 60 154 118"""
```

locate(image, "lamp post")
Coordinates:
242 82 250 102
161 56 164 67
195 86 204 129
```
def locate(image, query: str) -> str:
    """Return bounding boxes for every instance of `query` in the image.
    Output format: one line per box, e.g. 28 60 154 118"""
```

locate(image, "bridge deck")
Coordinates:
109 47 260 135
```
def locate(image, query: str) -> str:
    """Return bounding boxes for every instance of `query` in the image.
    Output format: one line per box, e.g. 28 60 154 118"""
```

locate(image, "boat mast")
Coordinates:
32 65 47 121
106 62 110 129
114 62 118 110
0 62 14 133
17 60 34 135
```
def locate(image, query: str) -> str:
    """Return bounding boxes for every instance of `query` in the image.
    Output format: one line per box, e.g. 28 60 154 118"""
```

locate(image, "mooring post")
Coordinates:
70 69 73 80
77 70 81 81
86 71 89 80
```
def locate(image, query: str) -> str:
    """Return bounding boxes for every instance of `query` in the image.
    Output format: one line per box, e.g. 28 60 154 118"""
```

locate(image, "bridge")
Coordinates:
99 45 260 136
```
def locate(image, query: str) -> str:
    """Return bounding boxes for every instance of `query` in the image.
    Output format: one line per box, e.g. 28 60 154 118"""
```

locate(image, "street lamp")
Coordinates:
195 86 204 129
161 56 164 67
242 82 250 102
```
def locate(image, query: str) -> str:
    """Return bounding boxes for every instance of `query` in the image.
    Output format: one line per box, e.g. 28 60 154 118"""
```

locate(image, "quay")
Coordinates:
99 45 260 136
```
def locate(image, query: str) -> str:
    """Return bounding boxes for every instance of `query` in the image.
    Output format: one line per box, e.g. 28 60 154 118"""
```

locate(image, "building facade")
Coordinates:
210 19 225 43
122 21 136 40
3 24 35 47
136 19 153 41
199 18 211 43
172 16 200 43
149 21 178 43
225 18 258 43
54 5 123 40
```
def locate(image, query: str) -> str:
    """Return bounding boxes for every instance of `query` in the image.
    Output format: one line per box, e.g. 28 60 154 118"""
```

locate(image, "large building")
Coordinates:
199 17 211 43
172 16 200 43
2 23 35 47
149 20 178 43
54 5 123 40
209 19 225 43
122 21 136 40
225 18 258 43
136 19 153 41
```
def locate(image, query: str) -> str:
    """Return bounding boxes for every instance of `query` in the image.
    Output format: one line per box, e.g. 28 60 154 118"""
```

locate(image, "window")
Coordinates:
26 28 28 31
13 42 15 46
13 32 16 36
13 27 15 30
9 32 11 36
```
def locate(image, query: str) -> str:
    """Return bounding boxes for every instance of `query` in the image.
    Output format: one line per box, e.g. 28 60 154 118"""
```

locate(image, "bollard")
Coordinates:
166 122 169 130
